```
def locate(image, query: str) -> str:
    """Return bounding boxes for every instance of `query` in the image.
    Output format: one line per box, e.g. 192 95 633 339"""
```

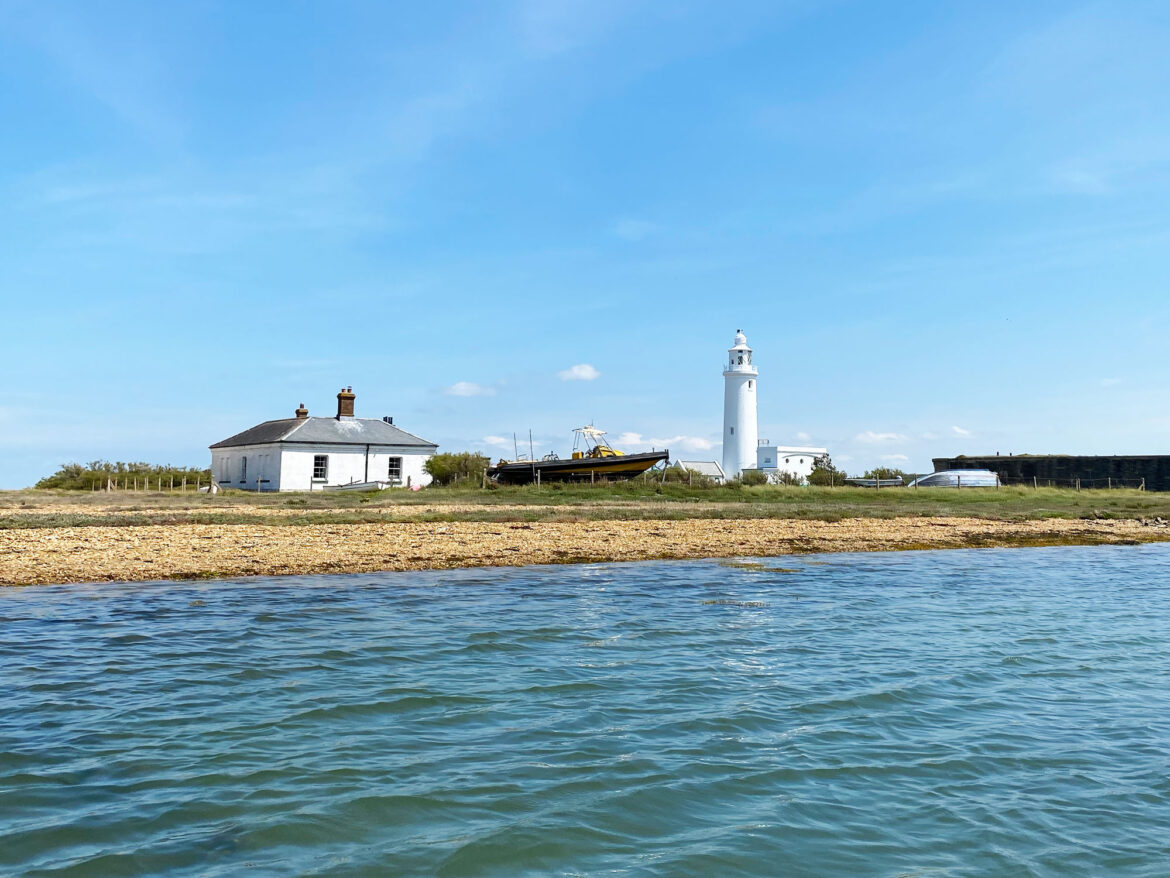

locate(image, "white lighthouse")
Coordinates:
722 329 759 479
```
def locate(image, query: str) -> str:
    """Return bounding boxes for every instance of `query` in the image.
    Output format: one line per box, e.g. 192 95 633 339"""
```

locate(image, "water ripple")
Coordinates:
3 545 1170 875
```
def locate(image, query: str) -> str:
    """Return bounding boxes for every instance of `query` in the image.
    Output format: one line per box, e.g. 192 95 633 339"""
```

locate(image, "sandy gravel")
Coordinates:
2 517 1165 586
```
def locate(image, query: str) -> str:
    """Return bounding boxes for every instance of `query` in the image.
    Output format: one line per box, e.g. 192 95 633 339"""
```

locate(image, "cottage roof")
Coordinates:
210 417 437 450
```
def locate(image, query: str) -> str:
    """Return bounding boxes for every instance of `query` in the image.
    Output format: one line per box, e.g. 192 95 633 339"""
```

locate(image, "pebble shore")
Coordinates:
2 516 1165 586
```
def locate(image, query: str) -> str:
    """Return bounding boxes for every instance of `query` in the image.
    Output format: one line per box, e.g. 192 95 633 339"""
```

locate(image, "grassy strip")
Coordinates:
2 484 1170 529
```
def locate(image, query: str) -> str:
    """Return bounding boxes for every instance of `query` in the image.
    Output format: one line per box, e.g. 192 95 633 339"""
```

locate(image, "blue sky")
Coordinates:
2 0 1169 487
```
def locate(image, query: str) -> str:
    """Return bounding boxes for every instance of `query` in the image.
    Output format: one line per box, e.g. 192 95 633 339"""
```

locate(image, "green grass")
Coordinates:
2 483 1169 529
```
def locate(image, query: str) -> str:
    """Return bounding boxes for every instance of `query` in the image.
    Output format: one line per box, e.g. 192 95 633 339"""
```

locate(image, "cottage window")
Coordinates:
240 456 247 483
313 455 328 480
387 457 403 482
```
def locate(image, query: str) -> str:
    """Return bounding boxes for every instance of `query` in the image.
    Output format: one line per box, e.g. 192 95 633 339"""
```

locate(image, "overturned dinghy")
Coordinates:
908 469 1000 488
323 479 397 491
487 426 668 485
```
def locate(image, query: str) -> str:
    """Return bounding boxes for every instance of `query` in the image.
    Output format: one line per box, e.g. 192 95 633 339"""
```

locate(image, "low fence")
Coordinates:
90 476 209 492
999 477 1146 490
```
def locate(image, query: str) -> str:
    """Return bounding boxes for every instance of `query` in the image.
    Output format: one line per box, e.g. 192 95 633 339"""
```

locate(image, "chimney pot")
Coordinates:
295 402 309 420
336 386 356 419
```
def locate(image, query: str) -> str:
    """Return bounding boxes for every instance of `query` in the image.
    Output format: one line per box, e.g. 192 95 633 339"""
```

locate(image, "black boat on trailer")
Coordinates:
487 426 669 485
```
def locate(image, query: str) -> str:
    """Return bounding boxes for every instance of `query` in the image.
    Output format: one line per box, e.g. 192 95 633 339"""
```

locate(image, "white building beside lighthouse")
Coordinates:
722 329 759 478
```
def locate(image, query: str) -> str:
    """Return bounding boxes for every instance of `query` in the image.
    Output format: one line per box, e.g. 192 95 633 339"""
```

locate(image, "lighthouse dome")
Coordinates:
734 330 747 346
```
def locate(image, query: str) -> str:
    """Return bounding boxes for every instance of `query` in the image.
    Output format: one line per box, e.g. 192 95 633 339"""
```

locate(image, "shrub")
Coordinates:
424 452 491 486
807 454 849 487
663 466 715 487
36 461 211 490
863 467 908 482
769 470 805 486
739 469 768 486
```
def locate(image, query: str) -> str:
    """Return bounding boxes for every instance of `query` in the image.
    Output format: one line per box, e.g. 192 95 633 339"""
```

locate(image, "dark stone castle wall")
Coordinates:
931 456 1170 491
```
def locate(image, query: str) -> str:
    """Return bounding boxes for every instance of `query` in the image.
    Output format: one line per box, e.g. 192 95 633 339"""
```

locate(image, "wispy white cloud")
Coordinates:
618 431 714 452
445 381 496 397
513 0 629 57
482 435 512 447
854 430 906 443
880 454 910 462
611 218 658 241
795 431 812 442
558 363 600 381
14 7 184 144
1100 377 1123 387
951 425 971 437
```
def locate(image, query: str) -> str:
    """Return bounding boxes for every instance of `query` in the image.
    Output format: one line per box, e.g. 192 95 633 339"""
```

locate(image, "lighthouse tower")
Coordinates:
722 329 759 479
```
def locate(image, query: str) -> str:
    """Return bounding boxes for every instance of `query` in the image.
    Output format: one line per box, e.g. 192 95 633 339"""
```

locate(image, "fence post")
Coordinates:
1108 477 1111 490
957 475 961 489
1033 476 1037 490
1141 478 1146 491
1076 478 1080 492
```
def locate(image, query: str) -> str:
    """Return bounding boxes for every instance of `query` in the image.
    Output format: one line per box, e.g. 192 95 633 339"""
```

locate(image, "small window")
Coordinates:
387 456 403 482
240 456 247 482
800 458 804 464
313 455 328 480
738 355 743 364
785 458 790 464
748 380 753 389
730 427 735 435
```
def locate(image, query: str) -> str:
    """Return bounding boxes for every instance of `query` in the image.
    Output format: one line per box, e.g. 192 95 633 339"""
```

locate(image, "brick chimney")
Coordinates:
336 386 355 419
295 403 309 419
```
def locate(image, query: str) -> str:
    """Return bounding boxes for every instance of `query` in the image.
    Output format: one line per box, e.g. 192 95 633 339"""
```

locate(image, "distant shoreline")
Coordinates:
3 514 1167 587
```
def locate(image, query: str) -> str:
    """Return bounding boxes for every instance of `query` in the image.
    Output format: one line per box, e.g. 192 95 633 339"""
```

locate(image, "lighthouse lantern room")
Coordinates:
722 329 759 479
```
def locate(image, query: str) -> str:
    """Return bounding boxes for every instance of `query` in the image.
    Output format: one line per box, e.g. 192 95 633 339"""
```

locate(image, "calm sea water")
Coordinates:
3 545 1170 877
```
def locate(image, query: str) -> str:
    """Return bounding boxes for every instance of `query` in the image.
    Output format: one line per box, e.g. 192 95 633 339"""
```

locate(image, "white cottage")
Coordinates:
209 387 437 491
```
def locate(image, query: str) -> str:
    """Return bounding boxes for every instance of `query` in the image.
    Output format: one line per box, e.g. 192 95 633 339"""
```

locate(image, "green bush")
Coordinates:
36 461 211 490
863 467 909 482
807 454 849 487
424 451 491 486
769 470 805 486
662 466 715 487
739 469 768 486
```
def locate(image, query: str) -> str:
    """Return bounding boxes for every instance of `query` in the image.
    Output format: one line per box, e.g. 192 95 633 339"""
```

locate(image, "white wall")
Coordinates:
278 444 433 491
212 443 433 491
211 443 283 491
756 445 829 481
